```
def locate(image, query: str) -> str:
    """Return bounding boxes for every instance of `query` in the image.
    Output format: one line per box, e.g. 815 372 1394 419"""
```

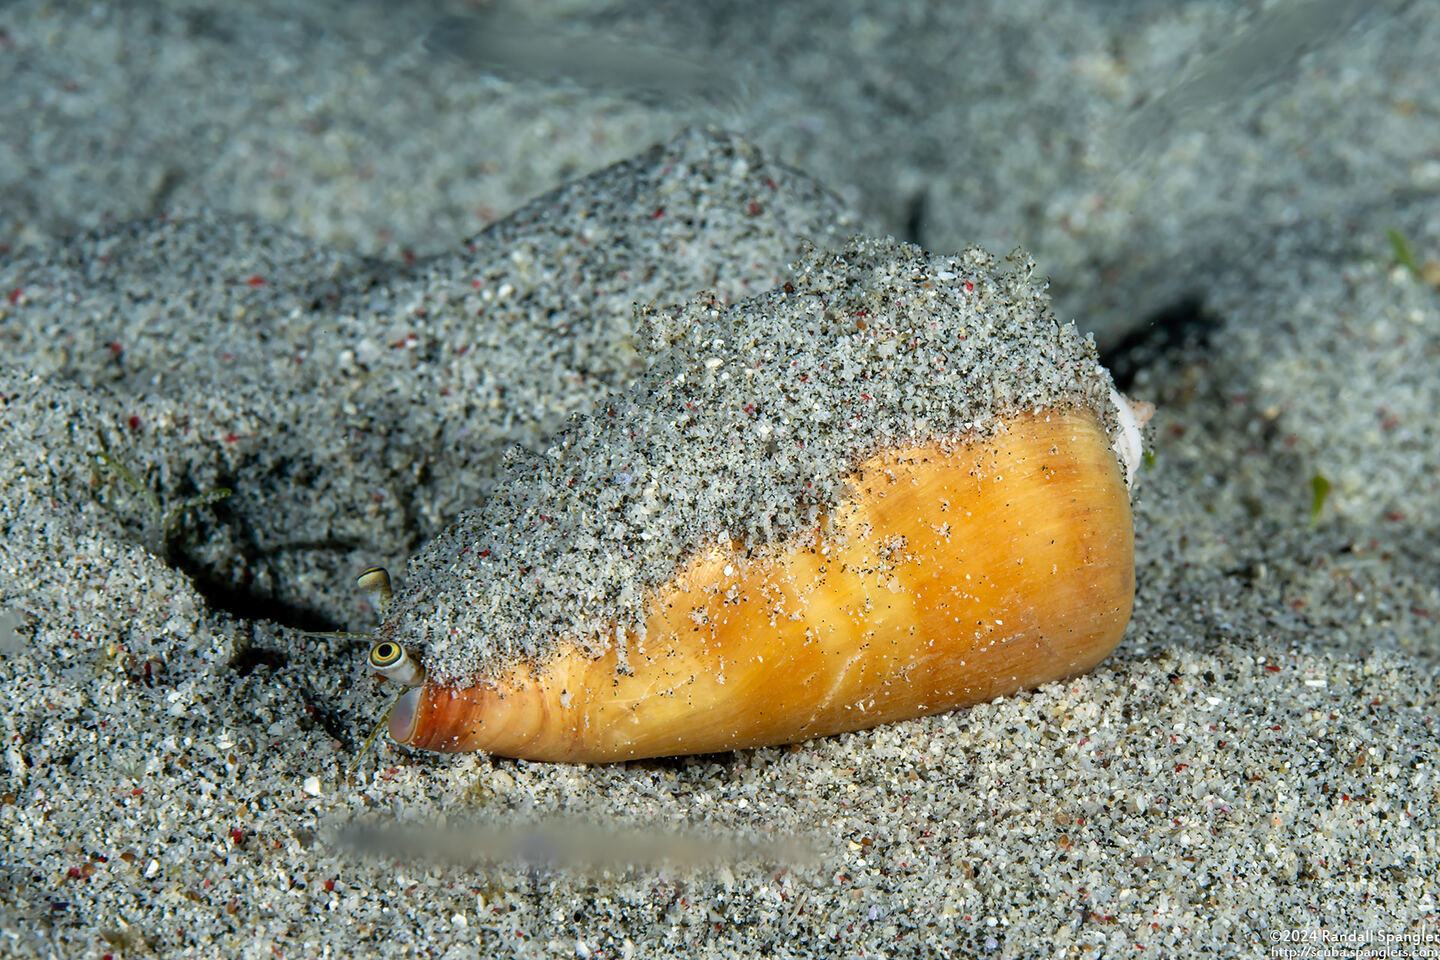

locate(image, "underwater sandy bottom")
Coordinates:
2 2 1439 958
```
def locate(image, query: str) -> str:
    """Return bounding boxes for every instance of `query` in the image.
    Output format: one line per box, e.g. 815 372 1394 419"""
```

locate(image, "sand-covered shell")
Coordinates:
373 238 1148 762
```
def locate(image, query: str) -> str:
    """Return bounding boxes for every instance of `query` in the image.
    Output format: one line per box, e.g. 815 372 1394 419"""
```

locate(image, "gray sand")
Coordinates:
6 0 1437 347
2 1 1438 958
0 127 853 629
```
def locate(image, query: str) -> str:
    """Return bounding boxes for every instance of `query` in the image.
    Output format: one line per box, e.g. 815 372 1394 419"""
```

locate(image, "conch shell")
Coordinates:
383 407 1135 761
367 239 1148 763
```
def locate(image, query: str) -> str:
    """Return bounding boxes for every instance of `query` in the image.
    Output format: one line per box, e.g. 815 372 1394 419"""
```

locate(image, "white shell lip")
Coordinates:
1109 388 1155 490
390 688 422 744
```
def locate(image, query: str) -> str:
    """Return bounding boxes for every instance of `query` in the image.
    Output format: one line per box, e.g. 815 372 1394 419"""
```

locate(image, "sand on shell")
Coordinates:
389 237 1123 683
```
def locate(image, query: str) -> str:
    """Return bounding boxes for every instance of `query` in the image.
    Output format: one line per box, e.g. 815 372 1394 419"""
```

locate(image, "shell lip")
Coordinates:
1108 388 1154 489
389 687 422 745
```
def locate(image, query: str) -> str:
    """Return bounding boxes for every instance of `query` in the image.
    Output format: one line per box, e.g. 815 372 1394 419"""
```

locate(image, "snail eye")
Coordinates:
369 641 403 668
368 640 426 687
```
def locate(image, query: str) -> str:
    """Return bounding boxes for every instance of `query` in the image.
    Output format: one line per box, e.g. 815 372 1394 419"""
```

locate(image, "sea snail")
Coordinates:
366 239 1150 763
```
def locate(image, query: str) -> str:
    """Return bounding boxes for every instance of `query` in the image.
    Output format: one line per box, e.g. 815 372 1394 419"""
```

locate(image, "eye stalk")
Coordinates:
368 640 425 687
357 567 423 686
356 566 393 615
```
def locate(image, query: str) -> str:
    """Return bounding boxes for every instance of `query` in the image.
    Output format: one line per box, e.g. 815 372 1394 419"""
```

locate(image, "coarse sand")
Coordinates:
3 126 1437 958
2 2 1438 957
1 128 854 629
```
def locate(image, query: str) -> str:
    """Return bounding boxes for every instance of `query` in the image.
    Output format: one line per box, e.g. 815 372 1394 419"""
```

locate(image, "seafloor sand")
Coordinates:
2 2 1438 958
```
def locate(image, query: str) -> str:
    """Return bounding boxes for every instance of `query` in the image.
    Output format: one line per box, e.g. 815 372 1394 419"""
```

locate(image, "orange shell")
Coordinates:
390 408 1134 762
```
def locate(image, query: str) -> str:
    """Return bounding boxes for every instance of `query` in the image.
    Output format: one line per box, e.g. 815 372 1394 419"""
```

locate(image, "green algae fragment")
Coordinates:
92 450 232 551
1308 473 1331 527
1387 228 1422 281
